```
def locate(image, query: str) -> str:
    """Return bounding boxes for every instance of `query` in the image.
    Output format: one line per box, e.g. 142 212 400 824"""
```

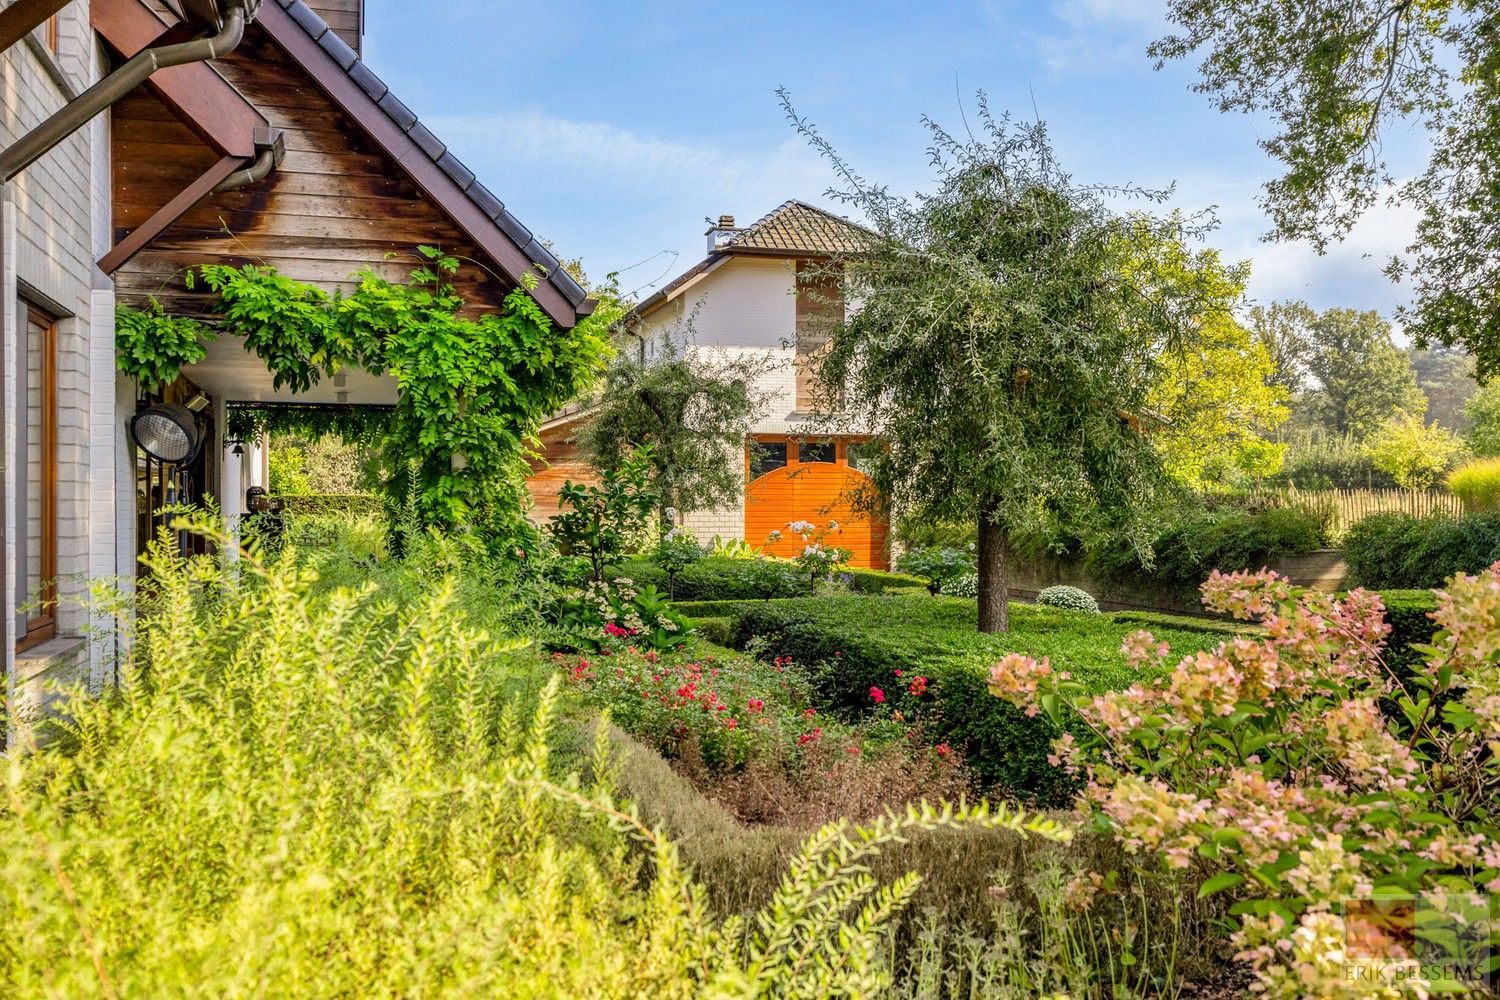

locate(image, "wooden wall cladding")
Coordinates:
111 27 505 318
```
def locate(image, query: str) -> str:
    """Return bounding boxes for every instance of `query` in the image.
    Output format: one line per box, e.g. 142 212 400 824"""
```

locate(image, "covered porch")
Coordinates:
138 334 397 557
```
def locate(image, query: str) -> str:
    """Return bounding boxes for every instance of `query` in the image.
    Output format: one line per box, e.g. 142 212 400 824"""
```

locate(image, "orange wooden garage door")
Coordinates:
745 439 889 570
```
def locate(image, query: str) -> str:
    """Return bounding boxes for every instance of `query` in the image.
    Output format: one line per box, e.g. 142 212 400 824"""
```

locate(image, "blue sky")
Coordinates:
363 0 1425 317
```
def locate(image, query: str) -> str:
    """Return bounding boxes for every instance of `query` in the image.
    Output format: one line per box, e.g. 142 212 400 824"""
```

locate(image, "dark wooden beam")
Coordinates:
0 0 71 54
92 0 266 158
99 154 243 275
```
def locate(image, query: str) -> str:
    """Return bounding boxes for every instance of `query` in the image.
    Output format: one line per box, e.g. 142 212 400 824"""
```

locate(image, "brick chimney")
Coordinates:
706 214 742 254
305 0 364 56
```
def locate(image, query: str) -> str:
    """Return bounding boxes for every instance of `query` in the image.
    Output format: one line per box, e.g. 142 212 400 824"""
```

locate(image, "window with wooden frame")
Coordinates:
794 260 844 412
18 306 58 651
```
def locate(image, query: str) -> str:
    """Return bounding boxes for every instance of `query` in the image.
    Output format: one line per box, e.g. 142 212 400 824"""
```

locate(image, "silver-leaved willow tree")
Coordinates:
786 93 1246 631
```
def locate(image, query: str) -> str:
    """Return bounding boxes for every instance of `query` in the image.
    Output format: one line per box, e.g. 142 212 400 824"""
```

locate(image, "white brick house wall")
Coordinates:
1 2 120 739
632 256 821 545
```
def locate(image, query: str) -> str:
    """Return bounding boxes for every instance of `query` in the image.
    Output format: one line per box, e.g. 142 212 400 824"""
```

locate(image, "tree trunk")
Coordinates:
977 501 1010 633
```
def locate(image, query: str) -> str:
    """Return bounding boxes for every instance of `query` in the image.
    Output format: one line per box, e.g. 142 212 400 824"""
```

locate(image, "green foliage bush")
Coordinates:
610 556 923 602
896 546 977 596
718 597 1230 802
1343 511 1500 589
1036 585 1100 613
1447 456 1500 511
278 493 385 516
844 566 930 594
0 520 1070 996
687 615 734 646
1087 501 1330 597
1377 588 1441 674
1270 434 1398 490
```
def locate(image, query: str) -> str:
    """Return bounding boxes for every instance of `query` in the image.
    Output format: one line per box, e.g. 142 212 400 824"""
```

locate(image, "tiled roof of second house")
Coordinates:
724 199 874 256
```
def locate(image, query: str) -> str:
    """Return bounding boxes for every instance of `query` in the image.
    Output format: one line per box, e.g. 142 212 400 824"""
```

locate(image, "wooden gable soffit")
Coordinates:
92 0 267 158
0 0 72 53
254 0 583 329
94 0 271 275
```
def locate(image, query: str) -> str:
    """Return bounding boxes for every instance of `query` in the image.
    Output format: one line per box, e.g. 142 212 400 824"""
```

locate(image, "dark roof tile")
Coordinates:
407 122 445 161
523 237 559 273
468 182 504 220
435 151 474 191
284 1 326 38
376 91 417 132
555 268 588 307
348 61 387 101
317 27 359 70
495 208 532 248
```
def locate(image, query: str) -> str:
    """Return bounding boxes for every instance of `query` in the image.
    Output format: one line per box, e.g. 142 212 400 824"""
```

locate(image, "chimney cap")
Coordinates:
717 214 736 229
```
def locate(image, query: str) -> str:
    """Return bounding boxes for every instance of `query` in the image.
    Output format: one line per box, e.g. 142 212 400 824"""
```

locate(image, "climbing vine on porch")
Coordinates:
116 298 213 392
224 404 393 445
116 247 615 540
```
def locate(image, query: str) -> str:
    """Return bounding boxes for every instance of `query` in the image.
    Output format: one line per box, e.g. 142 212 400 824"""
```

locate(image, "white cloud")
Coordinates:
425 109 873 295
1032 0 1166 72
1157 172 1419 321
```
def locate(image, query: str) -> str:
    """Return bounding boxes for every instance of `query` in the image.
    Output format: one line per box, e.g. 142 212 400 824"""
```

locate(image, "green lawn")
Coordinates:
676 595 1241 801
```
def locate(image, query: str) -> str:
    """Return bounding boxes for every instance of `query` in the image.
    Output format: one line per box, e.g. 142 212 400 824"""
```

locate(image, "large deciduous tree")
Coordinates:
1249 301 1424 439
1290 306 1424 439
1143 246 1288 487
786 96 1241 632
1150 2 1500 376
580 328 773 533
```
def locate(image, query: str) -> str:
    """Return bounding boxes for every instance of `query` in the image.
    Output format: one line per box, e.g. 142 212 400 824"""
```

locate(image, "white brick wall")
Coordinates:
1 2 118 724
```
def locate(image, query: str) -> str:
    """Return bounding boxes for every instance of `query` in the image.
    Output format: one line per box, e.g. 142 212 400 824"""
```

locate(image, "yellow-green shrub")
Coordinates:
0 522 1067 998
1448 456 1500 510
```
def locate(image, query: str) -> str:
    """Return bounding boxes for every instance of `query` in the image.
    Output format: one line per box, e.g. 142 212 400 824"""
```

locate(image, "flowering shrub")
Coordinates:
564 645 848 771
987 565 1500 996
896 545 976 596
1036 585 1101 614
778 520 852 590
555 577 690 652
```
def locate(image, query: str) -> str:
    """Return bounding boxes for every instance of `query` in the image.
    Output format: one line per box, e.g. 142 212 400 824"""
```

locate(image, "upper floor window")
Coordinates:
794 260 843 412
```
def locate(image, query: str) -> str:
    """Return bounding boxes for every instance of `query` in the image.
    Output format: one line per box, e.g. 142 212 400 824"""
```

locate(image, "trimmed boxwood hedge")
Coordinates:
711 596 1234 803
685 615 734 646
1376 589 1440 675
607 556 926 602
1343 512 1500 590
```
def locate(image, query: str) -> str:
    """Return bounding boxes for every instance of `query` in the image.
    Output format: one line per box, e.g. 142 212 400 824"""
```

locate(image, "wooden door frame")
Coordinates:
18 305 58 652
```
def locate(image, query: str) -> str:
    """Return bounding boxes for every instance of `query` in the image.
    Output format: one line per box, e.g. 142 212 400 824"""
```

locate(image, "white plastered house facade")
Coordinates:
0 2 132 736
529 201 891 569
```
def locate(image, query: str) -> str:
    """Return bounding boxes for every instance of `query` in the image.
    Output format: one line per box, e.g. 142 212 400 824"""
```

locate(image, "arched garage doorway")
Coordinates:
744 437 889 570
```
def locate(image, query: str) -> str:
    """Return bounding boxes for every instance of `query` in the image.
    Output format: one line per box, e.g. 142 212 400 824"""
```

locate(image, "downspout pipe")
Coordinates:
213 127 285 194
0 2 250 184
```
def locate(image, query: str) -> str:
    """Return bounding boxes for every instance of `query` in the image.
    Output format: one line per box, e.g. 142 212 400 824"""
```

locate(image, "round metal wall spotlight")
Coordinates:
130 403 204 465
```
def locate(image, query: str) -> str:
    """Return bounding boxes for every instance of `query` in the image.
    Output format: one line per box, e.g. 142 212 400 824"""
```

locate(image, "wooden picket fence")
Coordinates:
1280 487 1464 534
